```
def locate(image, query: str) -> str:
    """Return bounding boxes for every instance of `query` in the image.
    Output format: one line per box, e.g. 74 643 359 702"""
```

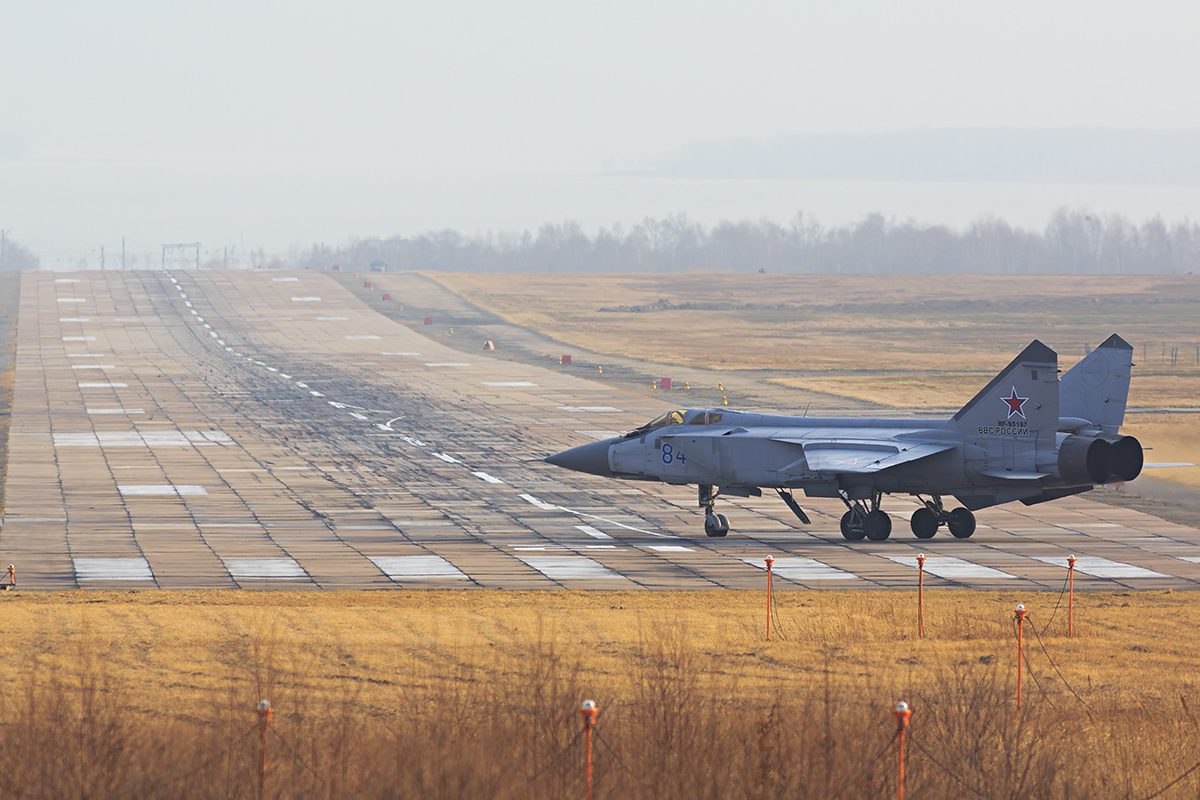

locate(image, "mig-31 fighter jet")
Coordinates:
545 335 1151 541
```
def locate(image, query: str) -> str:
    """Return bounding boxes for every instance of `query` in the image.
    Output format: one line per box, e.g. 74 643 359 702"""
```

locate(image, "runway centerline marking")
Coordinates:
472 471 504 484
518 494 674 538
576 525 613 540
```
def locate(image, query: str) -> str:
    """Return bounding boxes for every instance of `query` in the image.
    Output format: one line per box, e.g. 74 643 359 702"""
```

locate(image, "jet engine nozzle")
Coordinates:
1106 434 1143 482
1056 435 1113 486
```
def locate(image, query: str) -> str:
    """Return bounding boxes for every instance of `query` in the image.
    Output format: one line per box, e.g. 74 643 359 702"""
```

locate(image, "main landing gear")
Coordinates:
839 491 892 541
909 496 976 540
699 485 730 538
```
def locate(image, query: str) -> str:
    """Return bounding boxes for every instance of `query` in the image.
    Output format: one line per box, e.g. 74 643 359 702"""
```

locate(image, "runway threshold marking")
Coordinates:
576 525 613 540
516 555 622 580
888 556 1015 580
118 485 207 496
741 556 859 581
1031 555 1166 578
369 556 469 580
223 558 308 579
73 558 154 581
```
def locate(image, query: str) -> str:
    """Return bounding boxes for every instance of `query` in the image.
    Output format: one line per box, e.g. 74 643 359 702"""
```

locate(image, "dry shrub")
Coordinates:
0 612 1198 799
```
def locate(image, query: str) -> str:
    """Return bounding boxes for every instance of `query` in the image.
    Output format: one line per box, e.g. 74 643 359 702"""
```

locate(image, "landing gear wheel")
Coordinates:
704 513 729 538
910 507 939 539
947 507 976 539
864 510 892 541
840 510 865 541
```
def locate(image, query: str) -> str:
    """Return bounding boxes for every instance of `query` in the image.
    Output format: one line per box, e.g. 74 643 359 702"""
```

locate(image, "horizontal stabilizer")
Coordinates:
1143 462 1196 469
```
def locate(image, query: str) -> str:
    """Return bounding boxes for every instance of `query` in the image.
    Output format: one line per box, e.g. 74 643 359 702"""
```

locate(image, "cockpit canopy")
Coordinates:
635 409 725 434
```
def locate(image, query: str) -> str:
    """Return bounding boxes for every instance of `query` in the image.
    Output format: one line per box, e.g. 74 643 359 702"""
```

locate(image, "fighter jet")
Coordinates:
545 335 1153 541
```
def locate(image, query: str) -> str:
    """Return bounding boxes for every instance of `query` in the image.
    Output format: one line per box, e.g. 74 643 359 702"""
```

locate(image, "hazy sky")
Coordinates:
4 0 1200 264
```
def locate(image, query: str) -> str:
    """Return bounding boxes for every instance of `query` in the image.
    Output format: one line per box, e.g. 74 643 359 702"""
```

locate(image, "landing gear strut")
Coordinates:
839 491 891 541
699 484 730 538
909 496 977 539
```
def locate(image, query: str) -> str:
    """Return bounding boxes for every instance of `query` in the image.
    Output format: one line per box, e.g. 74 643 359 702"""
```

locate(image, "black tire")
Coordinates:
716 513 730 534
948 507 976 539
840 510 865 541
704 514 728 538
910 507 938 539
864 510 892 541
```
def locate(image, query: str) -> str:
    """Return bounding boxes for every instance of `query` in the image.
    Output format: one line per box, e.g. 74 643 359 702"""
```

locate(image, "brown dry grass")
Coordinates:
0 590 1199 797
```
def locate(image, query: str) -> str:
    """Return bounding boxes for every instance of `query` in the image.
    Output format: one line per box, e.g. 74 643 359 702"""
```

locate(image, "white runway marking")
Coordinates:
223 558 308 579
63 336 96 341
576 525 614 540
558 406 622 413
291 297 322 302
345 335 381 339
381 352 420 355
317 316 348 320
432 452 461 463
78 382 128 388
55 278 81 283
309 390 325 397
520 494 559 510
72 365 116 370
1178 556 1200 564
350 412 369 421
517 556 621 580
1032 556 1166 578
483 381 537 387
744 556 858 581
370 555 468 580
118 485 207 496
400 435 425 446
74 558 154 581
59 317 90 322
57 298 85 303
576 430 622 440
53 430 232 447
649 545 694 552
426 362 470 367
87 408 144 414
272 277 300 282
68 353 108 357
472 471 504 484
888 556 1014 580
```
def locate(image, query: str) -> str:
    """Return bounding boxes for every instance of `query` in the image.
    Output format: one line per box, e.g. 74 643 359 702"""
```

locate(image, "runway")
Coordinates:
2 269 1199 591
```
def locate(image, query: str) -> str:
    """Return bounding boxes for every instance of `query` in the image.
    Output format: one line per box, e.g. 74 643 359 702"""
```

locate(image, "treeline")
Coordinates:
0 235 39 270
291 208 1200 274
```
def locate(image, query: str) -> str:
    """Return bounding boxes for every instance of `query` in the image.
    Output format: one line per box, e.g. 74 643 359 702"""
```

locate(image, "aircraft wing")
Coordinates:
783 440 956 474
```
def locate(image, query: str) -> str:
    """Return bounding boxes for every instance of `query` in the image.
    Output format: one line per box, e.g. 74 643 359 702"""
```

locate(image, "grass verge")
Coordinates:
0 589 1197 797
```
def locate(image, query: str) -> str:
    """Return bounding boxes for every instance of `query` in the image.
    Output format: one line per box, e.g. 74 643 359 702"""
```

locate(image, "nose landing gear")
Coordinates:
699 485 730 537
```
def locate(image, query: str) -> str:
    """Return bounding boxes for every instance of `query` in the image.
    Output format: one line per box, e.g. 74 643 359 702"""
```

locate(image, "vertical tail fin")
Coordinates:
1060 334 1133 434
947 340 1060 434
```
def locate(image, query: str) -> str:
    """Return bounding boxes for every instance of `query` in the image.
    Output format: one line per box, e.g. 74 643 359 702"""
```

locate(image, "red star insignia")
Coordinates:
1001 385 1028 419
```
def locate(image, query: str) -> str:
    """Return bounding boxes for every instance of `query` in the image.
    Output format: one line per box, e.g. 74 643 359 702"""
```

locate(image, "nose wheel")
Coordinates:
700 485 730 537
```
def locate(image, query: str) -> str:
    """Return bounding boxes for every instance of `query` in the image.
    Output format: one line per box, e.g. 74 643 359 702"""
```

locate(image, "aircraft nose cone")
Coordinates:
544 439 613 477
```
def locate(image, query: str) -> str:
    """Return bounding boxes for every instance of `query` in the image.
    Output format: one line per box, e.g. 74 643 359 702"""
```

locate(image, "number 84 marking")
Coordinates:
662 443 687 465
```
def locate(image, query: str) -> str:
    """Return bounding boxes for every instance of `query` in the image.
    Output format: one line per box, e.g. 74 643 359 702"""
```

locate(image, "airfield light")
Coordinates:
1067 556 1077 637
256 700 273 800
893 701 912 800
916 555 926 638
764 557 774 641
1014 605 1027 708
580 700 598 800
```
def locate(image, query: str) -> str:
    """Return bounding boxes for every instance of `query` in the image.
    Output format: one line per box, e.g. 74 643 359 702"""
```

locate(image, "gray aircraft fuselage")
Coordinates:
545 336 1144 541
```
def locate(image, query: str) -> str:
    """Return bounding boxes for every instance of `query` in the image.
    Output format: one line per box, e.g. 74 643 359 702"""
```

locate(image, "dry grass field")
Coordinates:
1 589 1200 798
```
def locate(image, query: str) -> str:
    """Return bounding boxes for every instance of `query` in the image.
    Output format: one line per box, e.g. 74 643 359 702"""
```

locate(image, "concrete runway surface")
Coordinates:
2 270 1198 591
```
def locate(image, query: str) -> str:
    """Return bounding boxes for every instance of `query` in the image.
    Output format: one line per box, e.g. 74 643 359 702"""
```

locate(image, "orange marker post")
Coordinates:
893 701 911 800
257 700 273 800
580 700 598 800
765 556 774 641
6 565 13 590
1014 604 1026 708
916 554 925 638
1067 555 1076 637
